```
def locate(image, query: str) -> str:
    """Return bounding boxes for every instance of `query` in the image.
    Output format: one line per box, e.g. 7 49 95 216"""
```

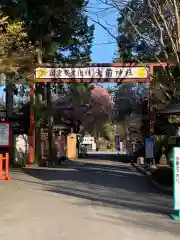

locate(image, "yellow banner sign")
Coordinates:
35 66 148 80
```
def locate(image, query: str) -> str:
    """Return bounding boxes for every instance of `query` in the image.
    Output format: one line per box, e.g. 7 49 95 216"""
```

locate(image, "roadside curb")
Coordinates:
132 162 173 195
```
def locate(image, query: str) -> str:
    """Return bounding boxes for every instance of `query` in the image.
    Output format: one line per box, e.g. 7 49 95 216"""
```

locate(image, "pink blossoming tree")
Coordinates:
52 84 114 133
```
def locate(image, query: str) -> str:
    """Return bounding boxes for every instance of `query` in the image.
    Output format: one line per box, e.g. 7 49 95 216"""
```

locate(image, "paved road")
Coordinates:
80 152 130 162
0 159 180 240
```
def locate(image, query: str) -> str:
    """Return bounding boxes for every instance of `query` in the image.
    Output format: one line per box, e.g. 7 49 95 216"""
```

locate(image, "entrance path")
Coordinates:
0 159 180 240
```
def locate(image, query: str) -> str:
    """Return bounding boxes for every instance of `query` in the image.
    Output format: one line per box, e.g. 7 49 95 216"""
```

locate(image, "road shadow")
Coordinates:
65 160 136 174
22 162 147 191
10 166 180 237
80 153 132 162
17 161 174 216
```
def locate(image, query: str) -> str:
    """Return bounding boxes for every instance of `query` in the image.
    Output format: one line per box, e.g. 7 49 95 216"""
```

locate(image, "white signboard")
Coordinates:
173 147 180 210
35 67 148 79
0 123 9 146
81 136 94 145
145 137 154 159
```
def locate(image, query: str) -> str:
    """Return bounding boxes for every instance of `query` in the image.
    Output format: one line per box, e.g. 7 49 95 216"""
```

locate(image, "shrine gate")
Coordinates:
28 62 169 165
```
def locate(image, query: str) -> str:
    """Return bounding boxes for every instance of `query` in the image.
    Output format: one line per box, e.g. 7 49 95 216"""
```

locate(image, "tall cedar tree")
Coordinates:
1 0 94 63
114 0 180 135
115 0 180 108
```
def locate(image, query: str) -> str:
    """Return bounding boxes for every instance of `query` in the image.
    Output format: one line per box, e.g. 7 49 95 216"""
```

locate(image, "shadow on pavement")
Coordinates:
19 162 173 210
22 163 148 192
10 158 180 236
80 153 132 162
12 167 180 235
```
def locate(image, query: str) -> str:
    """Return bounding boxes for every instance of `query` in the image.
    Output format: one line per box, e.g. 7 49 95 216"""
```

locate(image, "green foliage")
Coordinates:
115 0 180 112
168 115 180 125
114 83 148 121
1 0 94 63
1 1 94 132
116 0 180 64
35 106 49 127
70 83 91 104
102 121 115 141
116 0 159 62
0 14 35 75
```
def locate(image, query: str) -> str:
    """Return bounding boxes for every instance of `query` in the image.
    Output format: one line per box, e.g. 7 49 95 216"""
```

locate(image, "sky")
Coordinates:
87 0 118 63
87 0 118 87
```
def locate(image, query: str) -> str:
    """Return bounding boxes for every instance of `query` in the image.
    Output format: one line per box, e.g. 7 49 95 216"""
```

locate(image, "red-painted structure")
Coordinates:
28 62 170 165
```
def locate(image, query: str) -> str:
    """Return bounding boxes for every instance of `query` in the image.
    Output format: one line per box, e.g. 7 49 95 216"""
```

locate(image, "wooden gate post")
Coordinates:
28 81 35 165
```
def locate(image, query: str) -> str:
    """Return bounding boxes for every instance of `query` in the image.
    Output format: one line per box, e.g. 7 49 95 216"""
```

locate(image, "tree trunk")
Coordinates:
46 83 53 165
36 45 43 165
35 84 41 165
